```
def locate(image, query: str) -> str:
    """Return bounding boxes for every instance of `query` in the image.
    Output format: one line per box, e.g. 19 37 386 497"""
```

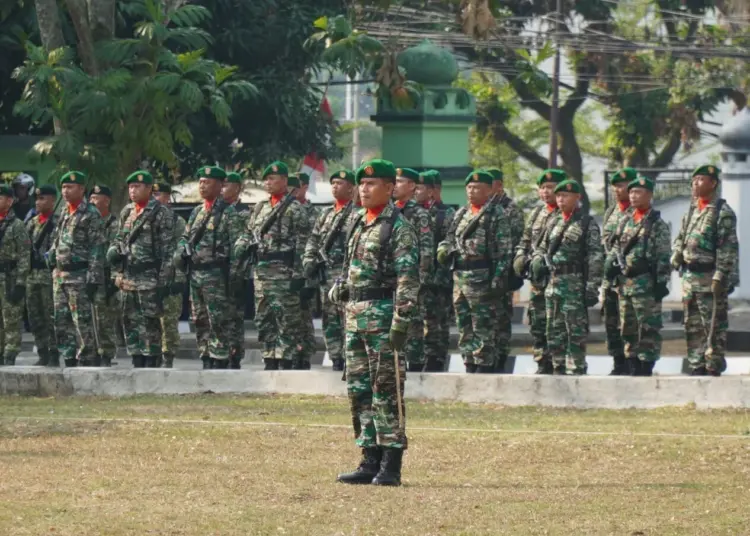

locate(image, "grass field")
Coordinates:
1 395 749 535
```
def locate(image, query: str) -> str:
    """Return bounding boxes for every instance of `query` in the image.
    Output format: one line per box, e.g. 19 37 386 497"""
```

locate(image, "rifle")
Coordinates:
31 196 62 269
238 193 296 269
180 199 223 276
312 202 353 285
453 195 497 268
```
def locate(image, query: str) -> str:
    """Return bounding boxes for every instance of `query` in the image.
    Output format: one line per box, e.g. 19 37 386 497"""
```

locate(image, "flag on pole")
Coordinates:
299 96 333 195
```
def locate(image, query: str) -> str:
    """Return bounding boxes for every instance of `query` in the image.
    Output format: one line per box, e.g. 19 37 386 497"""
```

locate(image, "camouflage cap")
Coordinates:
627 176 654 192
554 179 583 194
36 184 58 197
355 159 397 184
537 169 567 186
395 167 420 182
330 169 355 184
262 161 289 179
60 170 87 186
693 164 720 181
611 167 637 185
464 170 493 186
90 184 112 197
153 182 172 194
126 170 154 185
225 172 242 184
197 166 227 181
486 167 504 182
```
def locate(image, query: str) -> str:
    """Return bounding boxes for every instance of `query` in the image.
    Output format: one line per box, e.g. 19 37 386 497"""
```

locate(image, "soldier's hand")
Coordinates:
45 250 56 269
8 284 25 305
512 256 526 278
670 251 683 271
85 283 98 301
530 257 548 282
169 282 186 296
389 328 408 352
711 279 724 297
604 256 621 279
654 282 669 301
174 252 187 272
106 247 123 266
490 277 506 298
436 245 451 266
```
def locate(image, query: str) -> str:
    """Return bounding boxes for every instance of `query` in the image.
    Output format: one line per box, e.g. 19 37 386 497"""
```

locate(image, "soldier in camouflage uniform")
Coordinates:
531 179 603 375
222 172 249 369
302 169 357 372
392 167 433 372
176 166 241 369
108 171 174 368
512 170 563 374
48 171 106 367
600 168 635 375
154 182 187 368
605 176 671 376
0 185 30 366
332 159 419 487
671 165 739 376
235 161 308 370
487 168 524 373
26 185 59 367
89 185 120 366
437 170 512 373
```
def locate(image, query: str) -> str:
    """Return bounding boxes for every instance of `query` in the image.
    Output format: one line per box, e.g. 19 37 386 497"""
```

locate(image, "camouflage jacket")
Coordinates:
608 209 671 297
429 201 455 288
672 196 739 296
178 200 241 287
51 200 105 285
397 199 433 286
26 212 57 284
302 201 357 283
110 199 174 291
343 201 419 333
535 210 603 299
0 211 31 288
514 203 559 284
493 193 524 249
235 195 308 281
170 210 187 285
601 203 632 290
439 200 511 285
230 201 251 279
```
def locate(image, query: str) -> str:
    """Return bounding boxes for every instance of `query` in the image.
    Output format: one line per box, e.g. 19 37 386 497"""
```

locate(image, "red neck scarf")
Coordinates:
366 204 387 224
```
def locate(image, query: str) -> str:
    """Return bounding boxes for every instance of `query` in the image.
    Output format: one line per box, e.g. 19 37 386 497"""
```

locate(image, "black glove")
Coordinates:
169 282 186 296
300 286 316 304
530 257 549 282
106 248 123 266
85 283 98 301
389 328 408 352
604 257 621 280
8 284 25 305
654 282 669 301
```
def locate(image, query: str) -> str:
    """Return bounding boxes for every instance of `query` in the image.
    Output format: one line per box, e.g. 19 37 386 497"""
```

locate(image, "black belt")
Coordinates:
348 287 393 302
125 261 158 274
191 260 225 271
0 260 18 273
683 262 715 273
455 258 491 271
552 263 582 275
59 261 88 272
258 251 295 265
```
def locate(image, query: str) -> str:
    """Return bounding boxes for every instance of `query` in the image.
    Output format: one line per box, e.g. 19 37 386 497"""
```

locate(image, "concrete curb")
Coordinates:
2 368 750 409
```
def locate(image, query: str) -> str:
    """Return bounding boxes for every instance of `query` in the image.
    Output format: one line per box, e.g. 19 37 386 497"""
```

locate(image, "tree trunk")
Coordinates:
63 0 99 74
34 0 66 135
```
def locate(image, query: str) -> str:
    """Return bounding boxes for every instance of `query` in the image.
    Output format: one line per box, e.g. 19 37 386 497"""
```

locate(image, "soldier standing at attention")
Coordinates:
48 171 105 367
437 170 512 373
0 185 30 366
89 185 120 366
26 185 59 367
671 165 738 376
332 159 419 487
531 179 603 375
605 176 671 376
601 168 635 375
222 172 249 369
392 167 433 372
512 170 563 374
302 169 356 372
235 162 308 370
153 182 186 368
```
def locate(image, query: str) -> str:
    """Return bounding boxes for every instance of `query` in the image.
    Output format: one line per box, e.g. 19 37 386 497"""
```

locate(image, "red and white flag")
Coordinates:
299 96 333 195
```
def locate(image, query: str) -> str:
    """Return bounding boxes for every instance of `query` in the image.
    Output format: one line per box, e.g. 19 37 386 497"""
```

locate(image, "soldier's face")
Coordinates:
466 182 492 206
154 192 171 205
128 183 152 204
263 174 288 196
295 184 308 202
199 177 223 200
692 175 716 199
432 185 441 201
555 191 580 213
613 181 629 203
492 180 504 197
61 183 84 204
35 195 55 214
222 182 241 203
90 193 110 213
330 179 353 201
359 178 393 208
538 182 556 205
0 195 13 213
629 187 651 210
414 184 429 204
393 177 415 201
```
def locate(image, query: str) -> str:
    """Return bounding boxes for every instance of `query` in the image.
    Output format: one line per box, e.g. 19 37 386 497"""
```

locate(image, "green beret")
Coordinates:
287 175 300 188
486 167 504 182
395 167 420 182
60 170 87 186
693 164 720 181
225 172 242 184
0 185 13 198
355 159 397 184
419 171 435 187
35 185 57 197
126 170 154 185
296 172 310 186
611 167 637 185
197 166 226 181
464 170 493 186
262 161 289 179
627 176 654 192
330 169 355 184
430 170 442 186
153 182 172 194
537 169 567 186
554 179 583 194
90 184 112 197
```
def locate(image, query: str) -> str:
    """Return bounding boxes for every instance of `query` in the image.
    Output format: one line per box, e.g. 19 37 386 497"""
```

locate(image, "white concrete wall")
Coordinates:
721 152 750 300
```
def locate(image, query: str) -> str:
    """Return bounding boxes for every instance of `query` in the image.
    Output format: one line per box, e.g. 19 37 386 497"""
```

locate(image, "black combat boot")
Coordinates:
422 357 441 372
132 355 145 368
101 355 112 367
64 358 77 368
552 366 566 375
33 350 49 367
201 356 212 370
300 361 311 370
707 367 721 377
264 359 279 371
494 356 508 374
535 360 553 375
47 353 60 368
477 365 494 374
640 361 655 377
372 447 403 486
90 356 102 367
609 355 628 376
162 352 174 369
337 447 382 485
143 356 158 368
407 363 423 373
0 355 4 366
229 352 242 370
331 358 344 371
690 365 707 376
465 363 477 373
279 360 293 370
213 359 229 370
628 358 642 376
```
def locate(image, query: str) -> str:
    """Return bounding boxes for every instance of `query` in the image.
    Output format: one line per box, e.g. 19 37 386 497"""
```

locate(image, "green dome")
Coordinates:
397 40 459 85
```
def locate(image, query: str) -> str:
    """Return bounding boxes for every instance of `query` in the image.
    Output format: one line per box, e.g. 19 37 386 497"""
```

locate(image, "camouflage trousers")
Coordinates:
160 293 182 362
190 279 231 361
494 292 513 366
528 284 549 365
603 287 625 358
620 292 662 363
228 280 250 361
404 301 424 368
94 290 120 360
320 281 345 362
26 281 58 361
346 328 407 449
254 279 302 362
53 281 97 362
545 292 588 374
297 296 317 367
122 289 161 357
453 278 495 367
423 286 451 367
0 281 23 362
684 291 727 373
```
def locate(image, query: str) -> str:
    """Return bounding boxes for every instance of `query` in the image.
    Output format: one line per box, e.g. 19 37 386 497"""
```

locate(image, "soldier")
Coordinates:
222 172 250 369
601 168 635 375
176 166 241 369
153 182 187 368
512 170 563 374
48 171 106 367
392 167 433 372
332 158 419 487
302 169 356 372
26 185 59 367
437 170 512 373
89 185 120 366
605 176 671 376
531 179 603 375
671 165 738 376
235 162 308 370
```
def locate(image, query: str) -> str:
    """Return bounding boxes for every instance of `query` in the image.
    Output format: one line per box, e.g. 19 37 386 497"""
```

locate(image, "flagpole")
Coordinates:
352 74 360 169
